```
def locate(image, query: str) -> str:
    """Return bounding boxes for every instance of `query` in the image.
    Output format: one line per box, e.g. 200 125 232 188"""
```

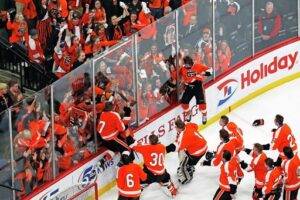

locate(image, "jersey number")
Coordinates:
150 153 164 166
287 134 296 149
97 121 106 133
126 174 134 188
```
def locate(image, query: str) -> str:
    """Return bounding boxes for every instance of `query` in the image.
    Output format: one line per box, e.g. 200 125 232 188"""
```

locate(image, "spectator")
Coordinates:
219 2 242 40
182 0 197 27
122 12 140 36
15 0 37 29
148 0 166 19
169 0 182 11
128 0 142 15
53 45 73 78
73 50 86 69
6 13 29 45
257 1 282 49
28 29 45 64
216 40 232 75
136 4 157 40
7 80 24 106
94 0 107 24
195 27 213 68
163 6 172 16
107 15 125 41
106 0 124 22
185 14 198 35
0 83 9 113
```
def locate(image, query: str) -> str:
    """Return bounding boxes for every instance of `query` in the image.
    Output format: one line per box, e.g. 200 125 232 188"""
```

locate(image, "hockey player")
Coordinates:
281 146 299 200
116 151 147 200
264 114 298 166
132 135 177 197
202 129 244 182
167 118 208 184
179 56 211 124
240 143 268 200
262 158 283 200
219 115 244 152
97 102 134 153
213 150 238 200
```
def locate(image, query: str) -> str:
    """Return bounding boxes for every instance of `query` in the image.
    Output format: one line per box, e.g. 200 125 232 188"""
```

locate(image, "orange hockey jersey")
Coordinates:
117 163 147 198
224 122 244 152
282 154 300 191
133 143 166 175
263 167 283 195
272 124 298 158
247 152 268 188
176 123 207 157
7 20 29 44
212 137 240 166
179 63 209 84
97 111 125 140
219 158 239 192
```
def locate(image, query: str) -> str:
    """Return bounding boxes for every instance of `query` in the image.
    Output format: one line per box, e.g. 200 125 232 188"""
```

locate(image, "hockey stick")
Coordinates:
0 184 22 192
115 91 137 106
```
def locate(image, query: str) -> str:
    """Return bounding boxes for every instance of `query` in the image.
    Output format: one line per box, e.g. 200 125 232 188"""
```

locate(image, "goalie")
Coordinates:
167 118 208 184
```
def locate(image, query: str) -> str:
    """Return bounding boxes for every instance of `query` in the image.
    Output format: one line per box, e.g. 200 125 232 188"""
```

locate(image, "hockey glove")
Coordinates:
201 159 212 166
244 148 252 155
229 184 237 194
271 128 277 133
237 177 243 185
204 71 212 76
252 119 264 126
166 143 176 153
205 151 215 161
123 106 131 117
262 143 270 150
240 161 248 170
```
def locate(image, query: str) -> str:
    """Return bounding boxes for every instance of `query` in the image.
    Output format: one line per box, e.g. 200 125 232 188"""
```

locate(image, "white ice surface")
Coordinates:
101 78 300 200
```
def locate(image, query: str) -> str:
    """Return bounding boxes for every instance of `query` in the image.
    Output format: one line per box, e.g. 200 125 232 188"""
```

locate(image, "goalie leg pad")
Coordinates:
177 153 195 184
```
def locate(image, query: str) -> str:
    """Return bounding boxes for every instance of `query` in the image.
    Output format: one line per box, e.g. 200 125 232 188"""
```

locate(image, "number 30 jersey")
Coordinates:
117 163 147 198
133 144 167 175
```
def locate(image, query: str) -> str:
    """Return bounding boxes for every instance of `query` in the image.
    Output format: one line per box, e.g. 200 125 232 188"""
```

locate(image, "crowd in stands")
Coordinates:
0 0 298 199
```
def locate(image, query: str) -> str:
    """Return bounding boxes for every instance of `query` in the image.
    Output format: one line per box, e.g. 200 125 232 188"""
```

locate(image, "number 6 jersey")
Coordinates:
117 163 147 198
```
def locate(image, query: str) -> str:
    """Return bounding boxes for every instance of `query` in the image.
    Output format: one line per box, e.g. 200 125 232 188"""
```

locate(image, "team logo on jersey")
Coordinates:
217 79 238 106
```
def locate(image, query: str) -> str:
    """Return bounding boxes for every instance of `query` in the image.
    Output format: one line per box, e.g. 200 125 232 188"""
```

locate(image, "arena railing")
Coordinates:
0 36 56 91
0 0 298 199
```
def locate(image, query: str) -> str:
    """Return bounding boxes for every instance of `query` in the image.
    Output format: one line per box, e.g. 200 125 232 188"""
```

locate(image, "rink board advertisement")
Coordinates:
30 40 300 199
32 151 119 200
206 41 300 119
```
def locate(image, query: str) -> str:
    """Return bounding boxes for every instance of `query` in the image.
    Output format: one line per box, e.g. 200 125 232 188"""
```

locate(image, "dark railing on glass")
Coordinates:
0 36 56 91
